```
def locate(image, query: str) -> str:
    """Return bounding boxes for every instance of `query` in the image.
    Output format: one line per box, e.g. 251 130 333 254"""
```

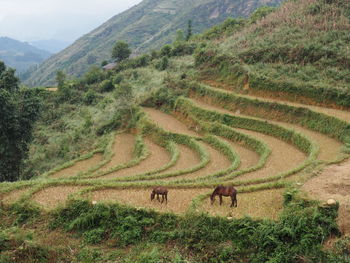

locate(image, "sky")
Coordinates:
0 0 142 42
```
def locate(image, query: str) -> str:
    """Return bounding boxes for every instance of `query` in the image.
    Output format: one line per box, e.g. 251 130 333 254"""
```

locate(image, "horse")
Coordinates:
210 185 237 207
151 186 168 204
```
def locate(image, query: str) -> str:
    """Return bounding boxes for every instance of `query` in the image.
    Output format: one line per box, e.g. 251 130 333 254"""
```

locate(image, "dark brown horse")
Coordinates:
151 187 168 204
210 185 237 207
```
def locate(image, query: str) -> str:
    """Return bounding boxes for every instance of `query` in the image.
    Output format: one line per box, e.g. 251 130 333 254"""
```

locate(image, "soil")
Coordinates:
97 133 135 172
101 138 171 179
51 153 103 178
303 160 350 235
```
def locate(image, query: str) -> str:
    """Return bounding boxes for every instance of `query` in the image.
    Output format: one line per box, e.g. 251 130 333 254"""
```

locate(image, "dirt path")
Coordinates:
100 138 171 179
303 160 350 235
191 98 342 163
51 153 103 178
96 133 135 173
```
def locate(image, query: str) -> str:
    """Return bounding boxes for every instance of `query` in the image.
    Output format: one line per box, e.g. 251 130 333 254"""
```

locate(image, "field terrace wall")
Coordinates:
188 82 350 146
196 52 350 108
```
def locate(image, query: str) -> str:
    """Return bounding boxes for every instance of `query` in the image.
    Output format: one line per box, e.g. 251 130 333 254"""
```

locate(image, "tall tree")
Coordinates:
0 62 42 182
186 20 193 41
112 41 132 62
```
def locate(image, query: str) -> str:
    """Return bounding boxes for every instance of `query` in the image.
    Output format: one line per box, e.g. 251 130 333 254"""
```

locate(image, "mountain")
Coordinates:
0 37 51 73
24 0 283 87
30 39 72 54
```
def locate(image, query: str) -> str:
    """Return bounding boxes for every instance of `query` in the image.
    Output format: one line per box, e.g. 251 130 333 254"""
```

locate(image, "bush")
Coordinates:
99 79 115 93
83 89 98 105
155 57 169 71
9 202 41 226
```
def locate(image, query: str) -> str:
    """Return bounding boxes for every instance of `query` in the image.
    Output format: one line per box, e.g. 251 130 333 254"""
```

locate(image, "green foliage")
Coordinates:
99 79 115 93
161 45 172 57
186 20 193 41
82 67 106 85
0 227 51 263
197 0 350 106
249 6 276 23
50 196 340 262
83 89 98 105
156 57 169 71
112 41 132 62
0 64 42 181
9 202 41 225
55 70 66 88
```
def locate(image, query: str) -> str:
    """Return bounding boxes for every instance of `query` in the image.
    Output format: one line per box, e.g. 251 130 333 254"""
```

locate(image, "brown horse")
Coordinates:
151 187 168 204
210 185 237 207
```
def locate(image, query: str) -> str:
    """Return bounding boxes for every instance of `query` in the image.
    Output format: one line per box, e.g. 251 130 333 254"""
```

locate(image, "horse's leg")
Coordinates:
219 195 223 205
165 193 168 204
161 194 164 204
230 195 234 207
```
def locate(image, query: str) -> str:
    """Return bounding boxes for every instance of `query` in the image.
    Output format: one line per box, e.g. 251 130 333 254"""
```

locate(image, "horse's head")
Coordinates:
210 193 215 205
151 191 155 201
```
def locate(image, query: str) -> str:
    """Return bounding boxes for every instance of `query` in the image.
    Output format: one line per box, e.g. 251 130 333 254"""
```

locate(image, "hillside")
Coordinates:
1 0 350 262
30 39 72 54
0 37 51 73
23 0 283 87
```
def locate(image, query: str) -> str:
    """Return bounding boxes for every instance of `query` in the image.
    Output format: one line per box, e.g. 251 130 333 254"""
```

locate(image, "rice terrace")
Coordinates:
1 0 350 262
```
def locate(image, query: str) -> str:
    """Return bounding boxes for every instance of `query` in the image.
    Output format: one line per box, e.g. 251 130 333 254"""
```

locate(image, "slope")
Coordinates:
23 0 283 86
0 37 51 73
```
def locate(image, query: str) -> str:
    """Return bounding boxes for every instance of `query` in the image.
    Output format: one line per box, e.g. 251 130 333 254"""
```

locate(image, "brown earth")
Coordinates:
189 99 307 181
303 160 350 235
143 107 199 137
87 188 210 214
163 141 232 181
190 96 343 163
100 138 171 179
203 80 350 123
51 153 103 178
1 188 30 204
158 144 201 173
221 137 260 170
32 186 84 210
96 133 135 173
202 189 285 220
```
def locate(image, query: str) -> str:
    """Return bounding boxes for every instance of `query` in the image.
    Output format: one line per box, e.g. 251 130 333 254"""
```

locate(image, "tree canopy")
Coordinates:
0 62 42 182
112 41 132 62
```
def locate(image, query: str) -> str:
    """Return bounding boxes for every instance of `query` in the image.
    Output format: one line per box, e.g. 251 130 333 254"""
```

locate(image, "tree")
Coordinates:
112 41 132 62
0 62 42 181
175 30 185 42
186 20 193 41
56 70 66 88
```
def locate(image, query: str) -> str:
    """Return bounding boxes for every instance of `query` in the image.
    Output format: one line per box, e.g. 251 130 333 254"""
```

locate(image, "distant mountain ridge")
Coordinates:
24 0 284 87
30 39 72 54
0 37 51 73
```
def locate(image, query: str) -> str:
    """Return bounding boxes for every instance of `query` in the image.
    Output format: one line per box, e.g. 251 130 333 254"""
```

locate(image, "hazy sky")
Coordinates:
0 0 142 42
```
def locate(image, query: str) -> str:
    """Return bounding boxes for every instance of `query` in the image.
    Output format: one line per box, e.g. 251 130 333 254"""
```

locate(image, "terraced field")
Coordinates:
2 81 350 222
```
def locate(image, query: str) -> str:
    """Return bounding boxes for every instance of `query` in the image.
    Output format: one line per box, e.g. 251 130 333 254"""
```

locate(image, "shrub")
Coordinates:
9 202 41 226
155 57 169 71
83 89 98 105
99 79 115 93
